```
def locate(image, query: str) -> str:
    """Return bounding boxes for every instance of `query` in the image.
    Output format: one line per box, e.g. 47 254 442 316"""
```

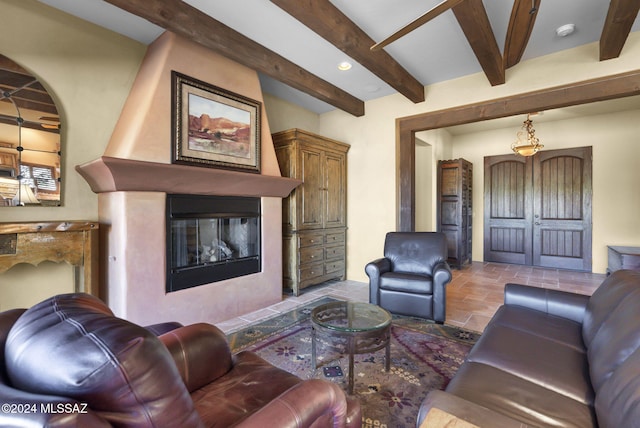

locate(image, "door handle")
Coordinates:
535 222 541 225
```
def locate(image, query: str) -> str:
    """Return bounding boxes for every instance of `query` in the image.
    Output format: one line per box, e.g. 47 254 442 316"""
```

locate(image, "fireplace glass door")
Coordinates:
167 195 261 292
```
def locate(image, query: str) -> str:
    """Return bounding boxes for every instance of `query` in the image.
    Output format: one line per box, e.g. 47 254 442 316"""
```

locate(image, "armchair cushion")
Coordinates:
379 272 432 294
191 351 313 426
236 379 348 428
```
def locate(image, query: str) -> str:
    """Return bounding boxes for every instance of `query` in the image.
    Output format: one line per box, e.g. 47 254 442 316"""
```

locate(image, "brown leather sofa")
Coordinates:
0 293 361 427
366 232 452 323
417 269 640 428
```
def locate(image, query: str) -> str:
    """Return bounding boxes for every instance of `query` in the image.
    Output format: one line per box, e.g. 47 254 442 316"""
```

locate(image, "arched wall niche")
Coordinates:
0 54 61 207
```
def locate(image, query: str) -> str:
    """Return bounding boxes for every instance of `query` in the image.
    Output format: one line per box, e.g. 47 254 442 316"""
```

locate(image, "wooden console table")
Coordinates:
0 222 99 297
607 246 640 276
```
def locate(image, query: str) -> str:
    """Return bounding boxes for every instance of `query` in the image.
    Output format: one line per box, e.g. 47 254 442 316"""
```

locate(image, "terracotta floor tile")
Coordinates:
219 262 606 335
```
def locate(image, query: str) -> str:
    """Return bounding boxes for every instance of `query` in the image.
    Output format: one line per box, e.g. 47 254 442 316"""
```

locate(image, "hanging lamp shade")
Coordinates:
512 114 543 156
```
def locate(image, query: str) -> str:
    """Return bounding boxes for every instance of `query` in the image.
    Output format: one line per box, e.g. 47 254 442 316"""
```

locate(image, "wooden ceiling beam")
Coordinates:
271 0 425 103
370 0 464 52
103 0 365 116
600 0 640 61
503 0 541 69
452 0 505 86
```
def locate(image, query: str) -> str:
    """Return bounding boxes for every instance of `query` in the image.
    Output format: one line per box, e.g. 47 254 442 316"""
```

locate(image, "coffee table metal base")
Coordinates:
311 322 391 395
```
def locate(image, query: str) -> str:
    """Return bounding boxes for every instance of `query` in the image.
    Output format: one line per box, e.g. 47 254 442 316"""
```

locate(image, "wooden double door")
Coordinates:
484 147 592 271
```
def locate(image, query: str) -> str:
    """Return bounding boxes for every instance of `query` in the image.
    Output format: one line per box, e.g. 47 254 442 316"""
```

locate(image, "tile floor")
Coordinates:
216 262 607 334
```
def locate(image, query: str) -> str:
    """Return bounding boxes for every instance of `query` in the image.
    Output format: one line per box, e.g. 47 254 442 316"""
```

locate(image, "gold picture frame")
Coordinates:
172 71 261 173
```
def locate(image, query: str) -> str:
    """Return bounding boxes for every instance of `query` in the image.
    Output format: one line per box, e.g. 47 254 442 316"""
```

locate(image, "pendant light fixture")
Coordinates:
512 113 544 157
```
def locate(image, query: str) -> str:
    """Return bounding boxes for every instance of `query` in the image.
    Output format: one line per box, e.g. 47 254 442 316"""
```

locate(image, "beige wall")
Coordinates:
263 93 320 134
0 0 145 306
1 0 639 307
414 138 433 232
318 32 640 281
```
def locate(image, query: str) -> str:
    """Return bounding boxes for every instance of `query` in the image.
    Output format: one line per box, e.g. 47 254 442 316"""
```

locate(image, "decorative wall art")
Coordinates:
172 71 261 173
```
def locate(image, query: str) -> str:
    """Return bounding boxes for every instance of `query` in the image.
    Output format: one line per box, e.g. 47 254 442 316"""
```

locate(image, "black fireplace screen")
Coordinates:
166 194 261 292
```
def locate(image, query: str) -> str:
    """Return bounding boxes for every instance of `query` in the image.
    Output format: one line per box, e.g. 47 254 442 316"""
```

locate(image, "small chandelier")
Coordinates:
512 113 544 156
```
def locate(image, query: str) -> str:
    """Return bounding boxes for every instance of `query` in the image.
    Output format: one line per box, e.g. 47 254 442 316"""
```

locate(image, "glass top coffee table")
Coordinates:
311 301 392 394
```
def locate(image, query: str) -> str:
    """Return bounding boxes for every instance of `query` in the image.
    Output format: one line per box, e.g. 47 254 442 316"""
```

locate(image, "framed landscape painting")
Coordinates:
172 71 261 173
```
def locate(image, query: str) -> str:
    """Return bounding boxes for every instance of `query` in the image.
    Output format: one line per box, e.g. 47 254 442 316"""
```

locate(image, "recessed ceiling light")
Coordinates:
338 61 352 71
556 24 575 37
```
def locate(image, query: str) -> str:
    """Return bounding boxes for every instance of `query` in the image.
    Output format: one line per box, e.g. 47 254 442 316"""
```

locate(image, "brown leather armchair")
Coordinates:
0 293 361 427
365 232 452 323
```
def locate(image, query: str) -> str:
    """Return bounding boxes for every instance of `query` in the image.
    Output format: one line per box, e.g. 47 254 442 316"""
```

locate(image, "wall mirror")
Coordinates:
0 54 61 206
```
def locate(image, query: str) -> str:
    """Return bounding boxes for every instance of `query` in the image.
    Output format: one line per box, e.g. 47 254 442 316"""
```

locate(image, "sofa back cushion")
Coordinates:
582 270 640 347
595 347 640 428
5 293 203 428
383 232 447 276
582 270 640 393
587 286 640 392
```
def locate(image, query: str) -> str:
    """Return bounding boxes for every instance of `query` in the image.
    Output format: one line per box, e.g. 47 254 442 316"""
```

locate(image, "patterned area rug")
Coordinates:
228 298 479 428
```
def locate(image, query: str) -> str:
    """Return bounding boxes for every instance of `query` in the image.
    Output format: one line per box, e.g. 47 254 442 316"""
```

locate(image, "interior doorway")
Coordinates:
483 146 592 271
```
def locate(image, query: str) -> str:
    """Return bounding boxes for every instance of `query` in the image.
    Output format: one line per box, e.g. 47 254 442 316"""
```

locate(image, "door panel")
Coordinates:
484 147 592 271
324 152 346 228
533 147 592 270
484 155 532 265
299 147 323 228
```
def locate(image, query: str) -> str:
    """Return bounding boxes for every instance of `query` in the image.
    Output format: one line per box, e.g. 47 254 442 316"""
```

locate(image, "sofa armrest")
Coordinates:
365 257 391 277
236 379 358 428
417 390 530 428
504 283 590 323
433 261 452 323
158 323 233 392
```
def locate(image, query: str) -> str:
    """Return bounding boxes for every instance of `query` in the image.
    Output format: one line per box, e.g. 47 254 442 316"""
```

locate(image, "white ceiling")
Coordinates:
36 0 640 127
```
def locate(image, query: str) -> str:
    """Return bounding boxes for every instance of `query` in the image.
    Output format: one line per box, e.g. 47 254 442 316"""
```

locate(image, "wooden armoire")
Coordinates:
272 129 349 295
437 158 473 269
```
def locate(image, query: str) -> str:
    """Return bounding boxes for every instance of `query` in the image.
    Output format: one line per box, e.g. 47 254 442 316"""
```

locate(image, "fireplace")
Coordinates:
75 32 301 326
166 194 261 292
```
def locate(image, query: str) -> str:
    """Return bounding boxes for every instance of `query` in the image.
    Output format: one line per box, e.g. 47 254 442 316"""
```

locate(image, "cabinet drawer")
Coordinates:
298 232 324 248
325 232 345 244
300 263 324 281
300 246 324 265
325 260 345 275
325 245 345 260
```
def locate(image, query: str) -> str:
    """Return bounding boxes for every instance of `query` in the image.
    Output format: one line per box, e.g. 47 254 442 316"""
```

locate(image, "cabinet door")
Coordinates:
299 147 323 229
275 146 294 229
324 152 346 228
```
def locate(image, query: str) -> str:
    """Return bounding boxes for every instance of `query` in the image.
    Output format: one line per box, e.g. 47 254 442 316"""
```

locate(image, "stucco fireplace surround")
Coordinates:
76 32 299 327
